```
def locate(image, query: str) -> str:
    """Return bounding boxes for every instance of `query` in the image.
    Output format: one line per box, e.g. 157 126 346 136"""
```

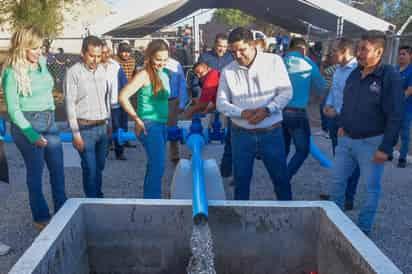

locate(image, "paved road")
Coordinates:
0 132 411 274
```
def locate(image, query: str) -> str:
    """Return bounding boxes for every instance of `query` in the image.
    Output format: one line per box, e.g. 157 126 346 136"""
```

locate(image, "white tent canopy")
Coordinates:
101 0 395 38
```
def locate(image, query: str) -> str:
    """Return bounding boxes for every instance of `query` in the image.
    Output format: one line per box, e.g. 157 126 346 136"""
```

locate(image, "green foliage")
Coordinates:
212 9 254 28
0 0 85 37
212 9 283 36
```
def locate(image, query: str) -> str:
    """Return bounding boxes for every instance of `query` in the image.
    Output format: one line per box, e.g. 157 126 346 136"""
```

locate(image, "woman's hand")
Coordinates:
34 136 48 147
134 119 147 136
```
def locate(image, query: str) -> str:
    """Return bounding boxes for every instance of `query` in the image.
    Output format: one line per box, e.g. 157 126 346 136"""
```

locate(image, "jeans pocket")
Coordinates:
24 111 52 133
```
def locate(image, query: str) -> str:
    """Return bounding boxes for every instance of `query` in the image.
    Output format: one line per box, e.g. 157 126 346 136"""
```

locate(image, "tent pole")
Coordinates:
336 17 344 38
193 14 200 62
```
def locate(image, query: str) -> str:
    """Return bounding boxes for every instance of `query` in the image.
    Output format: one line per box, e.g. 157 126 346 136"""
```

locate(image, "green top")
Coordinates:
137 69 170 123
2 56 55 143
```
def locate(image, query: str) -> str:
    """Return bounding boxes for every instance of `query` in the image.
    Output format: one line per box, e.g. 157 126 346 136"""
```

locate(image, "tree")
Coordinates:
212 9 284 36
347 0 412 32
212 9 255 28
0 0 91 37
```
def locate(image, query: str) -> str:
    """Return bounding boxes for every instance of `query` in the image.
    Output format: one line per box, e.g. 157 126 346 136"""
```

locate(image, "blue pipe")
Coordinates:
310 137 333 168
186 116 208 222
0 127 187 145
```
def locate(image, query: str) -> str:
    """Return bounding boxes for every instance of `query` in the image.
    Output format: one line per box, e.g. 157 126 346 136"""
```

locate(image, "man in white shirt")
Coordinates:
217 27 293 200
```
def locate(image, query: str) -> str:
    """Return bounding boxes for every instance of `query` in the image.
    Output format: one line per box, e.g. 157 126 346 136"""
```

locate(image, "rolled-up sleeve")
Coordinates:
216 70 243 118
266 56 293 113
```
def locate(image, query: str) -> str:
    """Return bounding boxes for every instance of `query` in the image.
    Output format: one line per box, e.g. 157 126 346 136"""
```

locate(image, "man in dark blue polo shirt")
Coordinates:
329 31 404 235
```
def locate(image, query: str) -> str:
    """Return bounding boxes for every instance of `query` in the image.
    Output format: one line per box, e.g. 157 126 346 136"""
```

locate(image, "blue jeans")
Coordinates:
138 120 167 199
231 126 292 200
111 107 128 157
78 124 108 198
329 135 384 233
11 111 66 222
399 111 412 160
282 111 310 180
328 116 360 203
220 118 232 174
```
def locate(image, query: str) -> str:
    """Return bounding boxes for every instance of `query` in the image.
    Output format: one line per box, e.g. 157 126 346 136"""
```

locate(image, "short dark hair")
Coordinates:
336 38 354 54
399 45 412 55
228 27 253 44
193 61 208 70
214 33 228 43
289 37 308 50
82 36 103 53
361 30 386 50
118 42 131 53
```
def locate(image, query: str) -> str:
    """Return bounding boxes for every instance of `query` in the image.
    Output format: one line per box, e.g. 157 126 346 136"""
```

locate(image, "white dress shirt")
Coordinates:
217 51 293 129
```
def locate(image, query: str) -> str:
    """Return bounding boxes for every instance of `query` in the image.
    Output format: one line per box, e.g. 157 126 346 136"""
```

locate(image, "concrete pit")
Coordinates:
8 199 402 274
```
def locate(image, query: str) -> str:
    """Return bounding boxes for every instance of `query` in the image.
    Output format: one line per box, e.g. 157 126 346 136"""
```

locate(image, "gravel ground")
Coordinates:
0 128 411 274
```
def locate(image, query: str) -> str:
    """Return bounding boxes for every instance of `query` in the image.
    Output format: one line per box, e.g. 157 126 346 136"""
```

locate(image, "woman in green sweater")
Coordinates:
119 40 170 198
2 26 67 230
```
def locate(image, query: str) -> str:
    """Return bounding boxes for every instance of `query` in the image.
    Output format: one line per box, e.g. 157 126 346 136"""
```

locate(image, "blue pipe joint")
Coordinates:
310 137 333 168
0 118 6 137
116 128 136 146
208 112 226 143
167 126 186 143
186 133 208 222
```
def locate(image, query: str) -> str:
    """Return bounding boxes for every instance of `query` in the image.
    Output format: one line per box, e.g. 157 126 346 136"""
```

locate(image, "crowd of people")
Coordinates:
1 25 411 237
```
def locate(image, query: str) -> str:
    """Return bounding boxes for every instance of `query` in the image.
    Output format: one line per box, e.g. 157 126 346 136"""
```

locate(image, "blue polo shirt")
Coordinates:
339 63 404 155
395 64 412 113
283 51 326 108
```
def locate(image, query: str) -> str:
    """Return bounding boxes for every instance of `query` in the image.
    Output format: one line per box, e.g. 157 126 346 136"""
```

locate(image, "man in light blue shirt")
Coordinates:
323 38 360 210
282 37 326 181
165 57 188 162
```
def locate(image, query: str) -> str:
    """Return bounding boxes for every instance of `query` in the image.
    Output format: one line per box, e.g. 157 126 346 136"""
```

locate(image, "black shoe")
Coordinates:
220 164 232 178
124 141 136 148
319 194 330 200
116 154 127 161
397 159 406 168
344 201 354 211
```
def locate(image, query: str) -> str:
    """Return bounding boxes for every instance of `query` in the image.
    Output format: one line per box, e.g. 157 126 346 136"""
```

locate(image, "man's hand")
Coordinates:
134 119 147 136
248 108 269 125
373 150 388 164
323 106 337 118
241 109 256 121
34 136 48 148
337 128 345 137
184 109 194 119
72 135 84 152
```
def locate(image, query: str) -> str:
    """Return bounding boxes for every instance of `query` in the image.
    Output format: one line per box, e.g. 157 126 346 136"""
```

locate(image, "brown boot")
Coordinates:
33 221 48 231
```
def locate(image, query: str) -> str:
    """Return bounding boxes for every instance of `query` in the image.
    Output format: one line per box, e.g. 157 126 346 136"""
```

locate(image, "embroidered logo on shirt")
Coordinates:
369 81 381 94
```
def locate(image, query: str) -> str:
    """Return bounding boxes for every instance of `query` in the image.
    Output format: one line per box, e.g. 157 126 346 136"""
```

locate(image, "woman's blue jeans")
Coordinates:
11 111 67 223
138 120 167 199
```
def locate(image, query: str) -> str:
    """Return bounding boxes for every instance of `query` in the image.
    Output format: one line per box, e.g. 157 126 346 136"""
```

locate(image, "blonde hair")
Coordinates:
3 26 44 96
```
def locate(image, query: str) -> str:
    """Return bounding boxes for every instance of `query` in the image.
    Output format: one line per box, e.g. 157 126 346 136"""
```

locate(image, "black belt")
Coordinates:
344 130 382 139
